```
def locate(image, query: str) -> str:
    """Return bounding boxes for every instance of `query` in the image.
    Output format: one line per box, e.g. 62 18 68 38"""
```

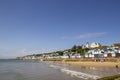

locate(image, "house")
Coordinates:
83 42 101 48
86 46 120 58
85 49 104 58
112 43 120 48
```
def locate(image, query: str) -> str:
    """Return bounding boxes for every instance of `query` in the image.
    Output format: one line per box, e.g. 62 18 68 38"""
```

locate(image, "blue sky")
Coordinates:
0 0 120 58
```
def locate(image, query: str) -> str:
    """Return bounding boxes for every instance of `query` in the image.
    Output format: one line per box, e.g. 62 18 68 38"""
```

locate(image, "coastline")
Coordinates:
15 59 120 79
16 58 120 68
56 60 120 80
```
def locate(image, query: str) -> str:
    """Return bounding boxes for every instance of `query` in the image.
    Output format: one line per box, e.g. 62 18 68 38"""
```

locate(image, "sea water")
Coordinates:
0 59 119 80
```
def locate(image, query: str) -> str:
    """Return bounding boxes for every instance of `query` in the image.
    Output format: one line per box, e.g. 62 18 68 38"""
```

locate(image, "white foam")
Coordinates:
50 65 100 80
49 65 62 69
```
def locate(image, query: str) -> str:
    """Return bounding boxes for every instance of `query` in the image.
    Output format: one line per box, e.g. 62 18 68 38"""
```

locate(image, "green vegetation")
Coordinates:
56 51 64 56
70 45 86 55
97 74 120 80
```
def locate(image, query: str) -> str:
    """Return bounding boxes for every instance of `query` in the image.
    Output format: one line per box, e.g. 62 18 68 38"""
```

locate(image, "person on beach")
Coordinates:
68 53 71 59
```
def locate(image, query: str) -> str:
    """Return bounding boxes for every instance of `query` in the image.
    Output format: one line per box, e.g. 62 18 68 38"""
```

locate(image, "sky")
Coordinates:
0 0 120 58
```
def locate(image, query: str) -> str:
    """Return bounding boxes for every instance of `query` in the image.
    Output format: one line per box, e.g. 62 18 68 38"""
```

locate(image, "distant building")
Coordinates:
112 43 120 48
83 42 101 48
85 45 120 58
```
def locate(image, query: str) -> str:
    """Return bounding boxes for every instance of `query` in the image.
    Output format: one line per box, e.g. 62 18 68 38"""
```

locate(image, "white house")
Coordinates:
83 42 101 48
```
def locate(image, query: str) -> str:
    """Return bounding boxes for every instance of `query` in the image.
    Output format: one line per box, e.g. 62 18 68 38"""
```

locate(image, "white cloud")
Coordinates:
76 32 106 39
61 32 106 40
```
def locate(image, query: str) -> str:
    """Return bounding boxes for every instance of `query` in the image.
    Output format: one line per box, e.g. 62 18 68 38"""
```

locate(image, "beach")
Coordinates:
20 58 120 68
1 59 119 80
42 58 120 68
65 62 120 68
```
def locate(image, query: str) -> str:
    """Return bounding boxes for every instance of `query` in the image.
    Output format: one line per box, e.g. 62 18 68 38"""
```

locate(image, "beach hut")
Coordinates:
103 53 107 57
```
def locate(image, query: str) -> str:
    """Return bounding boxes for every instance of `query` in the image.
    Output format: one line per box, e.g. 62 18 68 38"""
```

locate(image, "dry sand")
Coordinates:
64 62 120 68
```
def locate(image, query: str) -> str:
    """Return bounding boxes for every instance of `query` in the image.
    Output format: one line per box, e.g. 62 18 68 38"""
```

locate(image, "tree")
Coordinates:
80 49 85 55
56 51 64 56
77 46 82 49
71 45 77 52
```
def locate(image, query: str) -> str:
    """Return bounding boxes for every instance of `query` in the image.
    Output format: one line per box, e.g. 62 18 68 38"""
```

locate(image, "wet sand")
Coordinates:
54 61 120 79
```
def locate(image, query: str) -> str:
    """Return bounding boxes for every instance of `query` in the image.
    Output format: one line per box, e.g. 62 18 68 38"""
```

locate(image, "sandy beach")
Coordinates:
65 62 120 68
40 58 120 68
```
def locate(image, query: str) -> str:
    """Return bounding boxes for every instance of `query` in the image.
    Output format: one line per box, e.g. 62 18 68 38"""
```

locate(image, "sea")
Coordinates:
0 59 120 80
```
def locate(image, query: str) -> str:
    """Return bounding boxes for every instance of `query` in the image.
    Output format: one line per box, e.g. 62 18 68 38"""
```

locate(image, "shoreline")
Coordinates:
56 61 120 80
14 59 120 79
16 58 120 68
